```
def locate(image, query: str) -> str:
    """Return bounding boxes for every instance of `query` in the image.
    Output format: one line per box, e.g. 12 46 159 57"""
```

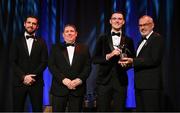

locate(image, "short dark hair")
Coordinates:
111 11 125 19
63 24 77 32
24 15 39 24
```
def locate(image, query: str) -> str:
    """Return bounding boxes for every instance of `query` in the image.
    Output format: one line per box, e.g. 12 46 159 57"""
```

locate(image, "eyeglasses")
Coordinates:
138 23 152 27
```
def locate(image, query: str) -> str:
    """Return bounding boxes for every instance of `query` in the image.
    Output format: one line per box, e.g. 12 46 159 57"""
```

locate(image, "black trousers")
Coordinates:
96 76 127 112
13 84 43 112
135 89 162 111
52 94 84 112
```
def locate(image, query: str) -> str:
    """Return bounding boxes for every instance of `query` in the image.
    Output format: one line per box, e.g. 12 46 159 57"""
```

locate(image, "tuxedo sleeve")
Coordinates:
48 45 66 83
9 40 25 80
126 38 135 58
123 37 135 70
92 35 110 64
77 46 91 83
33 39 48 75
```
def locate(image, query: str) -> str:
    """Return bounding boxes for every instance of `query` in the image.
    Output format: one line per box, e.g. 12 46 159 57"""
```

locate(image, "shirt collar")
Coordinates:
145 31 153 40
111 29 122 35
24 32 35 37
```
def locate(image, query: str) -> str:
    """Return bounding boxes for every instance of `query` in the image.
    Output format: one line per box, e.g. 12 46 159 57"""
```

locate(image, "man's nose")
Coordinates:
67 33 72 35
29 23 33 27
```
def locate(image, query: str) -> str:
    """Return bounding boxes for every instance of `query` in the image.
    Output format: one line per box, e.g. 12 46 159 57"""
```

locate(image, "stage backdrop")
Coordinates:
0 0 179 111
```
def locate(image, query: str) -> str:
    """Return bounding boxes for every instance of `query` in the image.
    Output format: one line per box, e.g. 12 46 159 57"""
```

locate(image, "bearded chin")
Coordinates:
25 29 36 35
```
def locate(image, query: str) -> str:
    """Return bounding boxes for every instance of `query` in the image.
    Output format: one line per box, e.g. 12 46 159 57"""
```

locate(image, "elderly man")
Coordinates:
119 15 164 111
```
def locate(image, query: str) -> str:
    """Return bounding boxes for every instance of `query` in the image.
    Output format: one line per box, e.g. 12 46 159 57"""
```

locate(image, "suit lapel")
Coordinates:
120 36 125 46
107 34 114 51
137 37 150 57
30 38 37 57
71 44 79 66
108 34 125 50
61 45 71 66
22 36 30 57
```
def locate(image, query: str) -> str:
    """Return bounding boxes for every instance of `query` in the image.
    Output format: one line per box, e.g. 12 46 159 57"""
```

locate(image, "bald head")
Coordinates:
139 15 154 24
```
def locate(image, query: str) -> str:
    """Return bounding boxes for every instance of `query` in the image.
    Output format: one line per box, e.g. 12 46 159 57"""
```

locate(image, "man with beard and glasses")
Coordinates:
119 15 164 111
10 15 48 112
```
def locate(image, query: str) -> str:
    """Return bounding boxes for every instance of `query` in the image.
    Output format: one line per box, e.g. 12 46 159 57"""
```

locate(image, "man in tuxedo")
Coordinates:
93 12 135 111
48 24 91 112
10 15 48 112
119 15 164 111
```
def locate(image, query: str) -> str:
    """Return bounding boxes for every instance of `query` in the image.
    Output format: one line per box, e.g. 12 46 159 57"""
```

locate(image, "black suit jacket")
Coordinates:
48 43 91 96
93 33 135 86
134 32 164 89
10 35 48 87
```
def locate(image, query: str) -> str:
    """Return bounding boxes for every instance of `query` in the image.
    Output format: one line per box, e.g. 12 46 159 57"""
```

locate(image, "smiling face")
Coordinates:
24 17 39 35
138 16 154 37
110 12 125 32
63 25 78 43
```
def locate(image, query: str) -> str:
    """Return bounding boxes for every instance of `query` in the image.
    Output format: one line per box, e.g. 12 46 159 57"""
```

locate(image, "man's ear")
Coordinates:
36 25 39 30
24 22 26 27
109 19 112 24
122 20 125 25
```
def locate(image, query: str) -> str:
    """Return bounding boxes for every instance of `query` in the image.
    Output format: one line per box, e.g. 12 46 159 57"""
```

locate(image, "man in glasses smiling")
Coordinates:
119 15 165 111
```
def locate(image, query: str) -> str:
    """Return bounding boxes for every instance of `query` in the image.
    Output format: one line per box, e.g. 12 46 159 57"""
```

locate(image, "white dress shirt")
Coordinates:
136 31 153 56
111 30 122 49
25 32 34 56
67 46 75 65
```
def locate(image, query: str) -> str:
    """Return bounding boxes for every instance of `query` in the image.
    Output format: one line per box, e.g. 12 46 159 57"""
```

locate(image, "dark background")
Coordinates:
0 0 180 111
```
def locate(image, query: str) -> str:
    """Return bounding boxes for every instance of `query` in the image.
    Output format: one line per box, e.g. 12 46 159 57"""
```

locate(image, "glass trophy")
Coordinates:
119 44 127 61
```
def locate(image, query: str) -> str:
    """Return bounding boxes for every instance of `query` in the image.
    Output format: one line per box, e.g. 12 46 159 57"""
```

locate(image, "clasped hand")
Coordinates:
23 74 36 86
106 48 122 60
62 78 82 90
118 57 133 67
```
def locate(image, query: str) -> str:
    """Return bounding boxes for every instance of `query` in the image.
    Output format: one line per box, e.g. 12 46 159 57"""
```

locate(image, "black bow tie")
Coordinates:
26 35 35 39
66 43 75 47
139 37 147 43
112 32 120 36
141 37 147 41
